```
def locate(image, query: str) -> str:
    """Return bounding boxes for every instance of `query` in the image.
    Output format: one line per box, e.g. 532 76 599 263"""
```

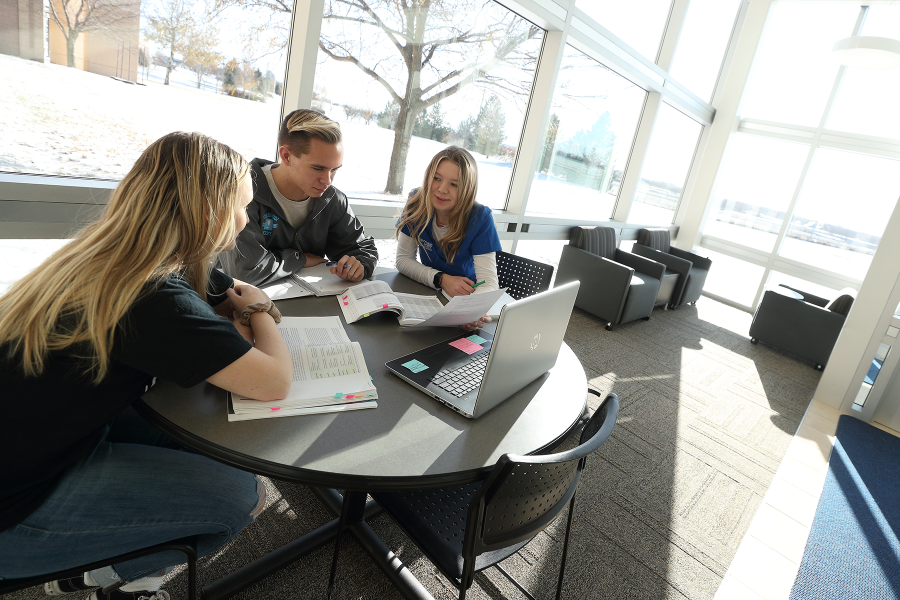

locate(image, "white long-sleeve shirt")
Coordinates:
395 225 499 294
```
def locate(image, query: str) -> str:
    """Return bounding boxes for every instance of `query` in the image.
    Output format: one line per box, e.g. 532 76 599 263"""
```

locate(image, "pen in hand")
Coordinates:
325 261 351 269
471 281 486 288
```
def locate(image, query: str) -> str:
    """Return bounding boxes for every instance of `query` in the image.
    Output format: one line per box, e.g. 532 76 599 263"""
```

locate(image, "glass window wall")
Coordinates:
576 0 673 63
827 5 900 140
526 45 645 220
312 0 543 208
740 1 860 127
668 0 741 102
1 0 291 179
779 148 900 279
627 102 702 226
703 134 809 252
698 248 765 306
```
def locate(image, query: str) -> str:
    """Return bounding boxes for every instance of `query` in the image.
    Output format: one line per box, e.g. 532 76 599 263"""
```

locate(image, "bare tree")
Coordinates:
47 0 138 68
144 0 195 85
182 23 223 89
211 0 540 194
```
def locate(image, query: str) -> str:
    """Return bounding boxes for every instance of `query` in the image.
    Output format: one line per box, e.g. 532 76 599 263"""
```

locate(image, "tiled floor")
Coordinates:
713 401 900 600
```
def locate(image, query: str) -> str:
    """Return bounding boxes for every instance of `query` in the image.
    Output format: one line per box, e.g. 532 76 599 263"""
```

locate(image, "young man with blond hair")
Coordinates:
218 109 378 285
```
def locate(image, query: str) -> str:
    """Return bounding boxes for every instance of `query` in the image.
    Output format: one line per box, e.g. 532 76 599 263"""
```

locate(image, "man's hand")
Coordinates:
331 255 365 282
304 253 327 267
442 275 474 297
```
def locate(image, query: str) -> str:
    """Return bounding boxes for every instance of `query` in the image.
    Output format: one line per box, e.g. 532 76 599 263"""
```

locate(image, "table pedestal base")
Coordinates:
201 487 435 600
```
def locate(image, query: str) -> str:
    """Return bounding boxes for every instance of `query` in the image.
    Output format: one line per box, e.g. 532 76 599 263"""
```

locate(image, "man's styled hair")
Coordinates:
278 109 342 157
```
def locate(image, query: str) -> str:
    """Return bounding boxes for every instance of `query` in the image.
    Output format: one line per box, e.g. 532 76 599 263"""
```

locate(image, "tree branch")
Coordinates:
318 41 402 104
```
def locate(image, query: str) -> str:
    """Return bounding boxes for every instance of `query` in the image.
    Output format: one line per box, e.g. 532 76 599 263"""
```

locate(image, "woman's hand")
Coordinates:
462 315 491 330
442 275 475 297
226 284 271 312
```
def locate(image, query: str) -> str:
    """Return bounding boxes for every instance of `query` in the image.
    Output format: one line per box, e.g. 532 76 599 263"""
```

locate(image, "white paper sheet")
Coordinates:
413 288 505 327
260 278 314 300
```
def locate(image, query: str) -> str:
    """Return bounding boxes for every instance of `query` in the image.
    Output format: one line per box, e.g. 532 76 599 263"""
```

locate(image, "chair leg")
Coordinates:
326 490 367 600
555 493 579 600
495 564 538 600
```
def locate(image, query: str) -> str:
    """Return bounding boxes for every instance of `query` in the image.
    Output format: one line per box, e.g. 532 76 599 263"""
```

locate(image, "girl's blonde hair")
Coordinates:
395 146 479 265
0 132 250 383
278 109 342 157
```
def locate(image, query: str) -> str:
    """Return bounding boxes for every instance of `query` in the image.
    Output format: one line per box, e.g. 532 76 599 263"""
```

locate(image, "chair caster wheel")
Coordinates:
750 338 758 345
815 364 824 371
605 323 614 331
643 316 651 321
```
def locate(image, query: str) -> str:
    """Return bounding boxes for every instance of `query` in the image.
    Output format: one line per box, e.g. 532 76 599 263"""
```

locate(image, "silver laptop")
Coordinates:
385 281 580 418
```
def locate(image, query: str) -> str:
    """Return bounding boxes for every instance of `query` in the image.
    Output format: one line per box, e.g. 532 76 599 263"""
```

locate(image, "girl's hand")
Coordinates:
442 275 475 297
462 315 491 330
226 285 271 312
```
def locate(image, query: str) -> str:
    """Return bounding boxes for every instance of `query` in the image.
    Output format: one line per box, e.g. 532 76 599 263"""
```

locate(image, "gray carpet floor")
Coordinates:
2 298 822 600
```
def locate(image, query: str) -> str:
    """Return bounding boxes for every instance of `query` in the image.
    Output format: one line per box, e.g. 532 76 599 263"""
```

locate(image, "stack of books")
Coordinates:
227 316 377 421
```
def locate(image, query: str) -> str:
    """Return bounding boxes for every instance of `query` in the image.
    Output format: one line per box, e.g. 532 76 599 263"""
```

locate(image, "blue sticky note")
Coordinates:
466 334 488 345
402 359 429 373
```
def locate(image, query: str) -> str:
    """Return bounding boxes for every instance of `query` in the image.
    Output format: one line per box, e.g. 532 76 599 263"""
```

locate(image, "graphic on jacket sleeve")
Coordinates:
262 214 280 236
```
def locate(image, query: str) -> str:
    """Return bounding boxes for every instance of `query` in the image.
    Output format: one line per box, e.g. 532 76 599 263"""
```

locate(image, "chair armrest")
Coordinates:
669 246 712 271
614 249 665 280
778 285 829 307
632 244 691 277
557 245 633 322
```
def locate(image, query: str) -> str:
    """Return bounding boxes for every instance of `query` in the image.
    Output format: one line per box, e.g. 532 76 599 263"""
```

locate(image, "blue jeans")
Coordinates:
0 407 263 582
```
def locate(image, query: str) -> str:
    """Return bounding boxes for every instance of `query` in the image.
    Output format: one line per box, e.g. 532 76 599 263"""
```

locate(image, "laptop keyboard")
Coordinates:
430 352 490 397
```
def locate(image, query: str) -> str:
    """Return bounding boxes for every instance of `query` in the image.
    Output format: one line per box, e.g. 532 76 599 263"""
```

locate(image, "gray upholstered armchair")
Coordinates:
632 228 712 308
749 285 855 370
556 226 665 330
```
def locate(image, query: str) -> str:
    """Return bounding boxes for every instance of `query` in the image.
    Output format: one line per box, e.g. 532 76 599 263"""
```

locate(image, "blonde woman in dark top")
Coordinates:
0 132 291 600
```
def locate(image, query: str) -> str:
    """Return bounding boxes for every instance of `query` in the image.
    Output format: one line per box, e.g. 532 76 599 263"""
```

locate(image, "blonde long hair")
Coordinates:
0 132 250 382
395 146 479 266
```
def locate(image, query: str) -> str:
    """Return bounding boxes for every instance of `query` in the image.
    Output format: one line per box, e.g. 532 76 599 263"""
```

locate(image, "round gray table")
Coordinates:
135 271 587 599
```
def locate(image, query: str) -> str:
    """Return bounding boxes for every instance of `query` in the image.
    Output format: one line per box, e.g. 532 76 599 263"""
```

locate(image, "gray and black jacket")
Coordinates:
217 158 378 286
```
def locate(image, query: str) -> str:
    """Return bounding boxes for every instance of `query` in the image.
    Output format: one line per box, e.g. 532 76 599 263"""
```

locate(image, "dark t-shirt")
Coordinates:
0 270 253 532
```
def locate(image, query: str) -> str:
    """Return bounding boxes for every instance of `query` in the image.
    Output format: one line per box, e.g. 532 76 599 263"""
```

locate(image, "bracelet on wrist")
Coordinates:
239 301 282 326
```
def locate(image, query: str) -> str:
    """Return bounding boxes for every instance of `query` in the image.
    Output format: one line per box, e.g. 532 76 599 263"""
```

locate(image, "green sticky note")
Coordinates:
402 359 429 373
466 334 488 345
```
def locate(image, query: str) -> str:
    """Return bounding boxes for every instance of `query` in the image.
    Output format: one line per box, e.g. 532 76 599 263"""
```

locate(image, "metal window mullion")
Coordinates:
656 0 690 72
611 93 663 222
506 16 573 253
280 0 326 126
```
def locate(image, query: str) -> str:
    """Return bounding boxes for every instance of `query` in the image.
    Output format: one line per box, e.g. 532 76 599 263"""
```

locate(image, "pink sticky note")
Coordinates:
270 407 281 411
449 338 483 355
343 295 348 300
345 394 354 399
343 301 349 305
382 303 389 309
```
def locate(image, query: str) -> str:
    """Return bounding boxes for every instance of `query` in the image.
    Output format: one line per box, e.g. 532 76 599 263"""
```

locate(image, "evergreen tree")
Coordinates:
474 95 506 157
539 113 560 173
454 115 477 149
376 102 400 130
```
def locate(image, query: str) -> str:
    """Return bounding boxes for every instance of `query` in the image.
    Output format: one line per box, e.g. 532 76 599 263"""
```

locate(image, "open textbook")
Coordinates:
338 280 505 327
227 316 377 421
260 263 367 300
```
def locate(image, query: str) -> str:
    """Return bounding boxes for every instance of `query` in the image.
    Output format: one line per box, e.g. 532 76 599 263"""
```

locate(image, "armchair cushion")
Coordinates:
570 226 616 260
825 288 856 316
636 228 671 253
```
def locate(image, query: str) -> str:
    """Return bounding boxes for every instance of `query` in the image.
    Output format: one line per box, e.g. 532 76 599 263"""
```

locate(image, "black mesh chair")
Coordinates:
371 392 619 600
0 538 197 600
496 251 554 300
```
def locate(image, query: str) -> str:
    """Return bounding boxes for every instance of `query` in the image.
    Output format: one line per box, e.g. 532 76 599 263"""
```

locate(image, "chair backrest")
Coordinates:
496 251 554 300
825 288 856 316
637 228 671 252
464 394 619 554
569 226 617 260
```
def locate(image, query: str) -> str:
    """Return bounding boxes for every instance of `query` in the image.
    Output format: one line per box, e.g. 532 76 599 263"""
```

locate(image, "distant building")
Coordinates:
0 0 44 62
47 0 141 82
